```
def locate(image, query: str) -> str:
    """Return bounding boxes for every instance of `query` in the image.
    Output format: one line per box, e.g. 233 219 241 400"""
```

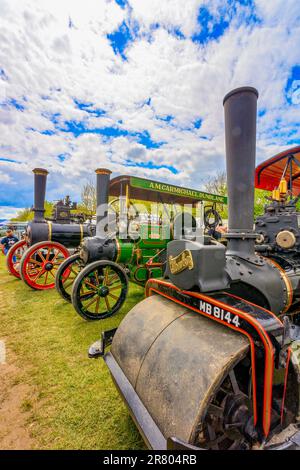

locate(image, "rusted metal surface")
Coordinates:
111 295 249 444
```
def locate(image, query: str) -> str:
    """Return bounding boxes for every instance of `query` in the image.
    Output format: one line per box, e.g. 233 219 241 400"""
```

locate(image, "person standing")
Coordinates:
0 228 19 255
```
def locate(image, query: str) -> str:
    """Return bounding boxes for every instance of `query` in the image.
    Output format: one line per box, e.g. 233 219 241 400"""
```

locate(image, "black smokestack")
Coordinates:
223 86 258 256
95 168 111 237
32 168 48 222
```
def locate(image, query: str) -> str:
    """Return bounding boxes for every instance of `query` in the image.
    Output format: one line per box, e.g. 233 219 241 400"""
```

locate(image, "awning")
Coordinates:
255 146 300 195
109 175 227 205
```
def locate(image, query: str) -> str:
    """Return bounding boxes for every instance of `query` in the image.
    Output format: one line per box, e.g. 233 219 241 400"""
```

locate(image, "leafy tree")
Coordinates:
11 201 54 221
11 207 33 222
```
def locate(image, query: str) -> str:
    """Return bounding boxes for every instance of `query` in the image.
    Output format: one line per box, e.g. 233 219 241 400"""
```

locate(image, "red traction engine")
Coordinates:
7 168 94 289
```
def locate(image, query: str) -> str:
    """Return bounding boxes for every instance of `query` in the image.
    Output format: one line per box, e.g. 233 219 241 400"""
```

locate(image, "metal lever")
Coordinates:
88 328 117 358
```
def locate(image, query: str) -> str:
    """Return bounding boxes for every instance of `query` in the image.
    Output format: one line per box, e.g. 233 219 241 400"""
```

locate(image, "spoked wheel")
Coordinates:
6 240 28 278
71 260 128 320
198 355 255 450
20 241 70 290
55 253 84 302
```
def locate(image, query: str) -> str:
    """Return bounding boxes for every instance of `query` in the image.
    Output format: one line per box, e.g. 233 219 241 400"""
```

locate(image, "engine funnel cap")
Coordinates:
32 168 49 175
95 168 112 175
223 86 259 105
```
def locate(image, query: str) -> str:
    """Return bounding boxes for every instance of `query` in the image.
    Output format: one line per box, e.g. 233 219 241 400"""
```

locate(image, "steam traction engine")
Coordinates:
56 170 225 319
89 87 300 450
255 147 300 321
7 168 94 289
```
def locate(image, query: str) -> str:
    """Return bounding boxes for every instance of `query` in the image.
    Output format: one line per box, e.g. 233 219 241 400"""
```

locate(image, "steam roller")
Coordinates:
89 87 300 450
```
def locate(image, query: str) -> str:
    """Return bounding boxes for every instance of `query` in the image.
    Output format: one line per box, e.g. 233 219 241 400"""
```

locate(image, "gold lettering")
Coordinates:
169 249 194 274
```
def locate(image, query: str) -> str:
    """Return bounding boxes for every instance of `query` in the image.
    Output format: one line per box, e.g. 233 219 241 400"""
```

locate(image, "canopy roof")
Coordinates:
255 146 300 195
109 175 227 205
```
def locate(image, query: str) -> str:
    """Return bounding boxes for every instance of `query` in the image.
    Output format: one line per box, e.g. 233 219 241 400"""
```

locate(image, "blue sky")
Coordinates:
0 0 300 218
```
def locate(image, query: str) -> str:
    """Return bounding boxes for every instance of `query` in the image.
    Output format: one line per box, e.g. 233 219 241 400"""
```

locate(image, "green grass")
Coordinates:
0 255 145 449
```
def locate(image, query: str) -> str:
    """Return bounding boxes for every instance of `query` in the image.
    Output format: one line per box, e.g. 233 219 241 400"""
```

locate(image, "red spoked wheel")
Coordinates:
20 241 70 290
6 240 28 278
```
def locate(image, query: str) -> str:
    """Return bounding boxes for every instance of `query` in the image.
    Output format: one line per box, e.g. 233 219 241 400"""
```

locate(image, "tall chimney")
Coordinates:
95 168 111 237
223 86 258 256
32 168 48 222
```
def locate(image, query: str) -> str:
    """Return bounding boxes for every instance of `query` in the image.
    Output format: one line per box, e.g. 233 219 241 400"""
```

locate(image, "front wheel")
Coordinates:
55 253 84 302
6 239 28 278
71 260 128 320
20 241 70 290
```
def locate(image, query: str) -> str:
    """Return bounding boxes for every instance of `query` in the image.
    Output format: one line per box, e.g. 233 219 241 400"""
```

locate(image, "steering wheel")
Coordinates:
204 206 222 231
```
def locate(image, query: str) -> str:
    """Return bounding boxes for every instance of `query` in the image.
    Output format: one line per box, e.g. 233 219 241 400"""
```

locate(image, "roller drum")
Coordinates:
111 295 249 446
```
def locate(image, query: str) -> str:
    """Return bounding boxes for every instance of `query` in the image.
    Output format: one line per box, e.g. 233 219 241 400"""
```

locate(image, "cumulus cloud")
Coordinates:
0 0 300 218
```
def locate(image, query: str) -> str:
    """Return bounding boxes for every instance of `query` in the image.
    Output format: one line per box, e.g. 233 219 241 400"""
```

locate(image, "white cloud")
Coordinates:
0 0 300 210
0 205 22 220
0 170 11 183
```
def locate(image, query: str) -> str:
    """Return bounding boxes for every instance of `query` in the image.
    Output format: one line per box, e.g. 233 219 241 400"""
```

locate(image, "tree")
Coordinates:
203 172 228 219
78 180 96 216
11 207 33 222
203 172 269 220
11 201 54 221
204 172 227 197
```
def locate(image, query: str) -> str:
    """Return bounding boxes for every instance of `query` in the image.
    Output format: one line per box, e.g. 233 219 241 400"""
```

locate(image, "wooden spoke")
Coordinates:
94 297 100 314
83 279 97 290
28 258 43 266
27 268 40 277
51 250 61 263
33 269 46 282
44 271 49 285
48 270 55 278
94 270 100 285
107 273 119 285
108 284 122 292
70 267 80 276
45 248 51 261
63 280 75 289
104 267 110 285
108 292 118 301
80 290 97 299
83 296 98 310
37 251 46 263
104 296 111 311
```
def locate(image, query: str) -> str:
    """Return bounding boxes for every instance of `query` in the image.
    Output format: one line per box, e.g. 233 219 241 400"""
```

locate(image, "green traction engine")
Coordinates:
55 170 226 320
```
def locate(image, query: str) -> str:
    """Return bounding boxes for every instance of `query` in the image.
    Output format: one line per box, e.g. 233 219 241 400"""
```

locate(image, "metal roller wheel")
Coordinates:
20 241 70 290
55 253 84 302
6 239 28 278
71 260 128 321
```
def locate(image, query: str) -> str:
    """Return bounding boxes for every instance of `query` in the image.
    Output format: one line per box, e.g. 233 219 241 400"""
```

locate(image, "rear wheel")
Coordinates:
20 241 70 290
71 260 128 320
55 254 83 302
6 240 28 278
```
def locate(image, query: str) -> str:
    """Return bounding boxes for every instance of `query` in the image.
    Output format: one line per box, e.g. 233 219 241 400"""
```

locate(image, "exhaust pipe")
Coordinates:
223 86 258 257
32 168 48 222
95 168 111 237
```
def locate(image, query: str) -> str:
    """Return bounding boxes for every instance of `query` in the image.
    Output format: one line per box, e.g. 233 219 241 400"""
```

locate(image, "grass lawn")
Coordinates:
0 254 145 449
